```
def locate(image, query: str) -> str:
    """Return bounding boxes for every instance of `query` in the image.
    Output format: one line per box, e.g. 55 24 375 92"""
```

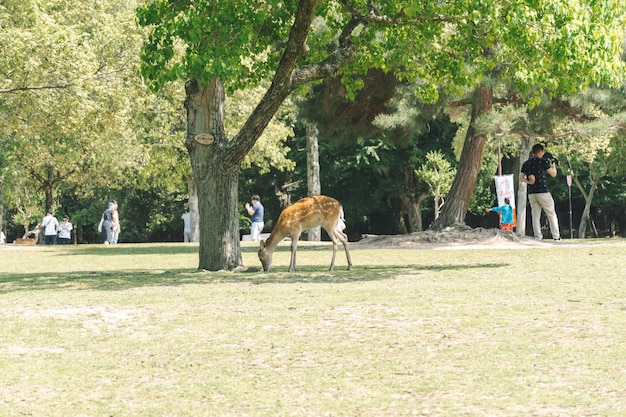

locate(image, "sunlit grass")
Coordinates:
1 239 625 416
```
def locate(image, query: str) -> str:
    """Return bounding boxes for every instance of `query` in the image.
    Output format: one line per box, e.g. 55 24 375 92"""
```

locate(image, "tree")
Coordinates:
416 151 456 220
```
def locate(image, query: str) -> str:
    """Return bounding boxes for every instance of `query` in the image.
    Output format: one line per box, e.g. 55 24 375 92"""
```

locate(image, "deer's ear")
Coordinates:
259 240 265 248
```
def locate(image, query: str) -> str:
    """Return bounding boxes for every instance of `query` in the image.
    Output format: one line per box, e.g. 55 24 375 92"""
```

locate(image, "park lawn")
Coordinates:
1 240 625 416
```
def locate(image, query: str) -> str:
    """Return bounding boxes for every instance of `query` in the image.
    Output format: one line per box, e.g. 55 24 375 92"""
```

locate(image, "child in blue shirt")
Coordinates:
488 198 514 231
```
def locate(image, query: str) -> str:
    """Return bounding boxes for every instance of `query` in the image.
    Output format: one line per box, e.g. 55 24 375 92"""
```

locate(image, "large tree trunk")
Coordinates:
185 79 242 270
429 84 493 231
516 136 534 236
306 124 321 241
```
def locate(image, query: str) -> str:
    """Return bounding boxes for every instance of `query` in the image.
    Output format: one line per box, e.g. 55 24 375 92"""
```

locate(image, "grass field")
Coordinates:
1 239 625 416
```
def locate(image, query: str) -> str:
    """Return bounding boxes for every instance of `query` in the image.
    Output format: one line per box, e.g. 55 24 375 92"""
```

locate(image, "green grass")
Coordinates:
1 240 626 416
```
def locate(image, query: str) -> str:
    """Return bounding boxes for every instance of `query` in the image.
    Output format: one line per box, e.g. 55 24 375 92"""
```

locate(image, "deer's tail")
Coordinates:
334 205 348 242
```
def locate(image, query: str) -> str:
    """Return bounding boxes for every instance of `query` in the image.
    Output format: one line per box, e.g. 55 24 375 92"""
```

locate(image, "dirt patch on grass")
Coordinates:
353 225 624 250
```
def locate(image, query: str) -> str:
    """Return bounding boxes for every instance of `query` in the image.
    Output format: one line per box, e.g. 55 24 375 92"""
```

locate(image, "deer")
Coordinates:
258 195 353 273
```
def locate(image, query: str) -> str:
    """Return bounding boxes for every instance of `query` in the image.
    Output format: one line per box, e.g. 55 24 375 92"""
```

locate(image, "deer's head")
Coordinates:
258 240 272 272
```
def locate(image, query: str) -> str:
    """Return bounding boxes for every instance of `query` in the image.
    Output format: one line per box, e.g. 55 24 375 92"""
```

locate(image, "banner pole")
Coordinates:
567 174 573 239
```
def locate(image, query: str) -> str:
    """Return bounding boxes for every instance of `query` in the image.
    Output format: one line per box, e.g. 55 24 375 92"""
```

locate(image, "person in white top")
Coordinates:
111 201 120 244
245 195 264 241
41 209 59 245
58 216 73 244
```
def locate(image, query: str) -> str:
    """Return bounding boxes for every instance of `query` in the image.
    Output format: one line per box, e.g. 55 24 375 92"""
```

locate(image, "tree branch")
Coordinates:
500 130 579 139
572 174 589 200
552 99 598 122
449 98 473 107
291 15 360 87
1 68 129 94
493 96 525 106
342 0 465 25
28 167 46 183
229 0 322 160
0 83 73 94
499 123 625 139
56 168 78 182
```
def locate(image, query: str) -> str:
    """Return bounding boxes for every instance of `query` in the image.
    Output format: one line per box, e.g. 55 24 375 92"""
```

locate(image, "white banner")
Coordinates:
494 174 516 208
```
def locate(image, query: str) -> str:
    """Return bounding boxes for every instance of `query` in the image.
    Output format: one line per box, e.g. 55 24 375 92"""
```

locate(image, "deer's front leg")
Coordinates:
289 235 300 273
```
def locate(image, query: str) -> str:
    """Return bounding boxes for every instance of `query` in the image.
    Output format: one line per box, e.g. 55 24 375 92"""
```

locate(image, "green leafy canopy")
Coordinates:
137 0 625 106
137 0 300 92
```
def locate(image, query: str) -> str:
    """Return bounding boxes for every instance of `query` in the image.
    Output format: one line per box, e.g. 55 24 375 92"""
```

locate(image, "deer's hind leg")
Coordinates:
325 227 351 271
321 225 338 271
336 229 352 270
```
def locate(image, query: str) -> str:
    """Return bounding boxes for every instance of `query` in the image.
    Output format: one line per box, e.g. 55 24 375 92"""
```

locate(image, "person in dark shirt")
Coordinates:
100 201 115 244
245 195 265 241
519 144 562 241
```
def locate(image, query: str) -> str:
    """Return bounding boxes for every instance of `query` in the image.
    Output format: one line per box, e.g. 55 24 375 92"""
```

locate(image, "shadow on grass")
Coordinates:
40 242 280 257
0 262 509 294
48 243 202 256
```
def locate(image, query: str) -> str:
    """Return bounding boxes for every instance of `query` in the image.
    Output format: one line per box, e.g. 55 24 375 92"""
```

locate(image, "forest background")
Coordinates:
1 0 625 248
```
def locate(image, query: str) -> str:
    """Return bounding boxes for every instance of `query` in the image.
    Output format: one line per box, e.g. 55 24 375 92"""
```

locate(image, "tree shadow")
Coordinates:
47 243 274 256
60 243 200 256
0 262 509 294
243 262 510 284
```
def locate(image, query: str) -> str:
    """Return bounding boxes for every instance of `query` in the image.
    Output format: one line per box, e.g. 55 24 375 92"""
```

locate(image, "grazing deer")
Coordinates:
258 195 352 272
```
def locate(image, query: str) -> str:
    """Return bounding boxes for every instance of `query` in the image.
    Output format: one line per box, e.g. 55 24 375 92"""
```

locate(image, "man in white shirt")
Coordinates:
41 209 59 245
